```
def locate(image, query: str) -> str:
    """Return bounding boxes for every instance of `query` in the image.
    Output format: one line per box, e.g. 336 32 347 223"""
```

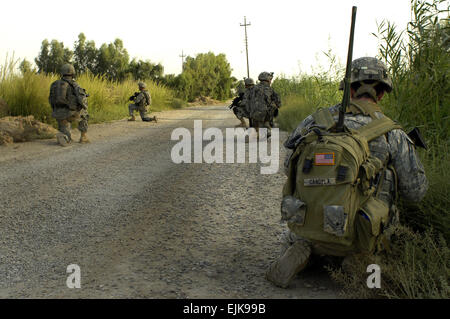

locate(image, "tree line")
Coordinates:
20 33 236 102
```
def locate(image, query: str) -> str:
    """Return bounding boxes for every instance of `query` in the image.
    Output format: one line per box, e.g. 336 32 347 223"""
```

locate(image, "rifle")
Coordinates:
129 92 140 101
229 95 242 109
62 78 89 110
408 127 428 149
337 6 357 132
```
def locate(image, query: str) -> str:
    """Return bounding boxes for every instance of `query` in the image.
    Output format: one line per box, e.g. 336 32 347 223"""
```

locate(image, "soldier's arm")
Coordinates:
241 90 250 109
273 91 281 108
134 92 144 104
283 114 316 174
388 129 428 203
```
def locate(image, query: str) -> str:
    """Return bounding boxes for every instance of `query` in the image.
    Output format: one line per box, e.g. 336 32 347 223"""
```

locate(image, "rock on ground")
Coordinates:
0 115 58 145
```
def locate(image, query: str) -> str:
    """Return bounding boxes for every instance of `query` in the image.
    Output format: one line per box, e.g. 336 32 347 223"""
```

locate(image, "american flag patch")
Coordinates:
314 153 335 166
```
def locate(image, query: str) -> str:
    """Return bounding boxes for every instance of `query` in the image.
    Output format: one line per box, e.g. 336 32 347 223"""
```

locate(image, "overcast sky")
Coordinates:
0 0 413 80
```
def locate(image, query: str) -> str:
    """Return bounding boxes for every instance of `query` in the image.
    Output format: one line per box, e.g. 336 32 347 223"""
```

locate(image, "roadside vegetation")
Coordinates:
0 57 180 125
274 0 449 298
0 32 234 126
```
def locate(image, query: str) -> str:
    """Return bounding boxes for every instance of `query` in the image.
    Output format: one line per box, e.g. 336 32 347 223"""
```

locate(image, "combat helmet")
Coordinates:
340 57 392 93
244 77 255 86
60 63 75 76
138 82 146 89
258 72 274 82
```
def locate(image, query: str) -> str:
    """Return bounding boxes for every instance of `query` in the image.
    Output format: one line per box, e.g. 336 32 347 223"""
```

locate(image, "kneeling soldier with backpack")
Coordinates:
265 56 428 288
128 82 157 123
49 63 90 146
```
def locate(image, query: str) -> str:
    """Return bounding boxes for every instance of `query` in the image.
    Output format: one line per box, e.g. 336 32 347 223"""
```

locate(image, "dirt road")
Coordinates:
0 105 340 298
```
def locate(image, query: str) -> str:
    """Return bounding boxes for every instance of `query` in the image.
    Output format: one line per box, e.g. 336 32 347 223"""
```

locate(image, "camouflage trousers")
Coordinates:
53 107 89 141
129 103 149 119
232 105 248 120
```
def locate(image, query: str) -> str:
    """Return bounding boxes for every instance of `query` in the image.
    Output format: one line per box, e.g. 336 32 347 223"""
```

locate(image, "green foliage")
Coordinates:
328 226 449 299
0 57 178 125
274 51 343 132
170 98 188 109
19 59 34 75
274 0 449 299
175 52 234 101
96 39 130 82
73 33 98 74
35 39 73 74
374 0 450 147
31 35 235 102
128 58 164 82
373 0 450 241
34 33 165 84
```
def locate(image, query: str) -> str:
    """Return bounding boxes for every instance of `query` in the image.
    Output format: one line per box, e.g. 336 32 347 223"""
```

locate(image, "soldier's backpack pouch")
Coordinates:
356 196 390 253
49 80 69 108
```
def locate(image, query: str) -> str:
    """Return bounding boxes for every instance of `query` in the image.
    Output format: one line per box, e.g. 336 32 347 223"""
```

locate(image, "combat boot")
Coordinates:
79 132 90 143
56 132 71 147
128 115 136 121
235 118 247 128
265 240 311 288
142 116 158 123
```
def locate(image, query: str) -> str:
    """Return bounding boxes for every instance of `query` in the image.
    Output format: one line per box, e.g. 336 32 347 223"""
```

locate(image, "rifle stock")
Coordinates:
337 6 357 132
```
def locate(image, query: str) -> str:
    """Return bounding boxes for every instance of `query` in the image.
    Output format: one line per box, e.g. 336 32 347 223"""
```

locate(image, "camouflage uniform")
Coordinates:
266 57 428 288
282 102 428 245
49 64 89 144
230 78 254 127
243 72 281 131
128 82 155 122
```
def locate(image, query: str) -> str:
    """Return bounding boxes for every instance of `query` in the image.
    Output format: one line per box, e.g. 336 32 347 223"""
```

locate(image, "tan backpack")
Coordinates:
282 103 401 255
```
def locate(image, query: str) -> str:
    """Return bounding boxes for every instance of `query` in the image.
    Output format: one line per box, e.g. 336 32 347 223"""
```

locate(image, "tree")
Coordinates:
96 39 129 81
19 59 34 74
73 33 98 74
34 39 50 74
179 52 234 101
128 59 164 82
35 39 73 74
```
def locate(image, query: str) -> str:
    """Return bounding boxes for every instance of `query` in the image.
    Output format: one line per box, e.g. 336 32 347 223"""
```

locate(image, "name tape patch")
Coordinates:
315 152 335 166
304 178 337 186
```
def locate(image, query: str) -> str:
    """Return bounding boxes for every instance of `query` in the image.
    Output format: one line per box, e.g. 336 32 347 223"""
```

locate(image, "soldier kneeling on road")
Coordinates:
128 82 157 122
49 63 90 146
229 77 255 128
265 57 428 288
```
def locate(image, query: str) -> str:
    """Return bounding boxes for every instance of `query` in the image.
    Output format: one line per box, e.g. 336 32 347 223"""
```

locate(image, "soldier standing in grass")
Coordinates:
128 82 157 122
49 63 90 146
230 77 255 128
265 57 428 288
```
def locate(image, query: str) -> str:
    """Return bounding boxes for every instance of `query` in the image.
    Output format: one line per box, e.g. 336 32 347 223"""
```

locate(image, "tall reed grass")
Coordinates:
274 0 449 299
0 56 180 125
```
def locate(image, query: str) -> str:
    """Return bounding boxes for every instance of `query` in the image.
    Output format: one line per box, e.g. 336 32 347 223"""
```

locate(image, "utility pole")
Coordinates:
240 16 251 78
179 50 186 72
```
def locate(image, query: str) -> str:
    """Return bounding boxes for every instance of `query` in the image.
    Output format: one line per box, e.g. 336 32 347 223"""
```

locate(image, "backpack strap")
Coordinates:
312 107 335 131
143 91 151 106
356 116 402 142
348 100 383 119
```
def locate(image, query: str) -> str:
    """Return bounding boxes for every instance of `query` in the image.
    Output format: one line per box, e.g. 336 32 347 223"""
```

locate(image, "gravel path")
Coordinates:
0 105 340 298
